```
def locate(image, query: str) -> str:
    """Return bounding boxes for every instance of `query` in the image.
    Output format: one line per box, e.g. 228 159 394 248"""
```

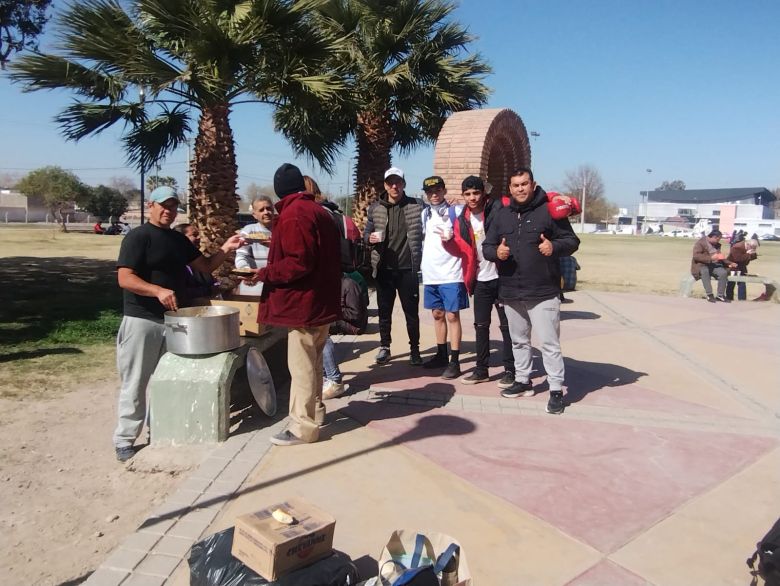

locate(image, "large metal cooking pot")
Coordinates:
164 306 240 355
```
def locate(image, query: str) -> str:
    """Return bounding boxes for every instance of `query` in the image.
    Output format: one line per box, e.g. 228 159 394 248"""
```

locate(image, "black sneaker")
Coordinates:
500 381 534 398
115 446 135 462
716 295 730 303
409 349 423 366
422 355 448 369
460 370 489 385
497 372 516 389
375 347 391 364
441 362 461 380
707 294 716 303
546 391 565 414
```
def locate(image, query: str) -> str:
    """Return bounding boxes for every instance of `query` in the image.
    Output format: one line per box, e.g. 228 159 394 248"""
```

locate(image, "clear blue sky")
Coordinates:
1 0 778 212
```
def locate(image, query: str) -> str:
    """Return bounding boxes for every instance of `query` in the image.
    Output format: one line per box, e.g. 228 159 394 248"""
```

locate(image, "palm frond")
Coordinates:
55 102 142 141
122 106 191 171
9 54 126 101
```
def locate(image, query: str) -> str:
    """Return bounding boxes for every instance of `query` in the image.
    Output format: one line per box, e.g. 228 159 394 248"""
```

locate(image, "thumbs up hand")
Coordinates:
538 233 553 256
497 237 511 260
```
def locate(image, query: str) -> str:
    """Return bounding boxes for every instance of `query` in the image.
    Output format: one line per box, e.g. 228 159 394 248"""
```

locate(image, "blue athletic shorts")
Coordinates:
424 283 469 312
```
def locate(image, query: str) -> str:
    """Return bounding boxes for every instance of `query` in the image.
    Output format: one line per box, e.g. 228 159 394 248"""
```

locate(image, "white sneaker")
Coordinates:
322 380 346 400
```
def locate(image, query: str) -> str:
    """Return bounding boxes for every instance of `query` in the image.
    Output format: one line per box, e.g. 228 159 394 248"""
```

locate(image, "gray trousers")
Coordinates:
503 296 565 391
113 316 166 448
699 265 728 296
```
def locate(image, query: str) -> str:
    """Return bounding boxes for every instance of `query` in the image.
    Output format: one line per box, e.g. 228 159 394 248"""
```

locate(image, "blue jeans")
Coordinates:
323 336 342 383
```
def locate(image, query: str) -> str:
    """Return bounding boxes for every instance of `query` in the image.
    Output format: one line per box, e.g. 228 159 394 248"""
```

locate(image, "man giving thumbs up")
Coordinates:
482 168 580 414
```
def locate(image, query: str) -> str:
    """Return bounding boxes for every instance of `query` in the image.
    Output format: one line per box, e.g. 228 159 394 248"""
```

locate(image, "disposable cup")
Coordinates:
372 230 385 242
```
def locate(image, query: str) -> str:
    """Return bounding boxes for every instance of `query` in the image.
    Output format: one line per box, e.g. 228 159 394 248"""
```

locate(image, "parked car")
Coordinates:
663 229 694 238
758 233 780 241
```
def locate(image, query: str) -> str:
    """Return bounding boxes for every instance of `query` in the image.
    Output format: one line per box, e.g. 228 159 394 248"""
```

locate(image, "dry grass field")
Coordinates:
1 225 778 399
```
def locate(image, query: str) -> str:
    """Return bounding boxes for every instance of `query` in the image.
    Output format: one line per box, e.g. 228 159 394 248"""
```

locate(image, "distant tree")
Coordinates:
146 175 178 193
109 175 140 204
16 166 89 231
561 165 618 224
655 180 686 191
0 0 51 69
0 171 21 187
82 185 128 221
244 183 275 203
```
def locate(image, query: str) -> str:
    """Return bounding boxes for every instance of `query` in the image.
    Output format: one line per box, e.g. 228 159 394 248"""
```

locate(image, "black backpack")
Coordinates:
748 516 780 586
327 208 371 274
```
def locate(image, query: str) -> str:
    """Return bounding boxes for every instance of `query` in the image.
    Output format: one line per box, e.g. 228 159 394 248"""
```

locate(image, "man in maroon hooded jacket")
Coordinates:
249 163 342 445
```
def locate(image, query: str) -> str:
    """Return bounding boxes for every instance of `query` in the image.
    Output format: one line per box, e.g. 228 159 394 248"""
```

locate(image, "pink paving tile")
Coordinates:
340 407 777 553
346 355 730 419
566 559 648 586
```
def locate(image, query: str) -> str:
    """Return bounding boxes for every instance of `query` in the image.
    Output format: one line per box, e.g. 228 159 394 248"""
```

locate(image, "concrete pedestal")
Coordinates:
149 327 288 445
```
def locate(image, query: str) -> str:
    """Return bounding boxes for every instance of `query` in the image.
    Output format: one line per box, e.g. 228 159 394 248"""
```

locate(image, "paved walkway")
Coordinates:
85 291 779 586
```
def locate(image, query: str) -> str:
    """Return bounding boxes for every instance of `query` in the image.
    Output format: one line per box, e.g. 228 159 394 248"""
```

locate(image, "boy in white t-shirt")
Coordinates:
453 176 515 386
420 176 468 379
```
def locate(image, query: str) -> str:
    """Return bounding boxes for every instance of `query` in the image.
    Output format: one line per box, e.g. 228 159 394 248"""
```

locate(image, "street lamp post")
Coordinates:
139 86 146 225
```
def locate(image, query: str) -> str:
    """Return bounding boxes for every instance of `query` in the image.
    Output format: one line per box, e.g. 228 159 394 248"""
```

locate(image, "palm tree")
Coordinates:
11 0 346 254
278 0 491 228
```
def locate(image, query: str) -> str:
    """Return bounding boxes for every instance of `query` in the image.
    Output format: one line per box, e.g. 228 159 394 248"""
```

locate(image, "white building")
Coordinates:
637 187 778 237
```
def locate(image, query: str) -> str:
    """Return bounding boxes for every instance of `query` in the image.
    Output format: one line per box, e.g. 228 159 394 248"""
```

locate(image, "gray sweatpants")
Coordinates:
503 296 565 391
113 316 166 448
699 265 728 297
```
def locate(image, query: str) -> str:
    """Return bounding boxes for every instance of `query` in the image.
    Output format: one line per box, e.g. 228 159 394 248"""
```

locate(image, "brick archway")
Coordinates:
433 108 531 200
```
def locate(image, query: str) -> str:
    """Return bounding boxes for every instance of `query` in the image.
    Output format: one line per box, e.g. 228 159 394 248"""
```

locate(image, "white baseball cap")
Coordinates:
384 167 405 180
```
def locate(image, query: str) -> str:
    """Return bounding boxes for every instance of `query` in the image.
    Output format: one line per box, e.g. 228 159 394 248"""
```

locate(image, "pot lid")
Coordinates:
246 347 277 417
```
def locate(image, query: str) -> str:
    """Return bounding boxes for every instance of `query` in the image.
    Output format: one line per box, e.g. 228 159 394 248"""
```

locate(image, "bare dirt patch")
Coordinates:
0 378 210 586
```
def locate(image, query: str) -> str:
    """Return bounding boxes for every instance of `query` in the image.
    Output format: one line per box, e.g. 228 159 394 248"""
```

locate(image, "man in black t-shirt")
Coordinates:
113 186 244 462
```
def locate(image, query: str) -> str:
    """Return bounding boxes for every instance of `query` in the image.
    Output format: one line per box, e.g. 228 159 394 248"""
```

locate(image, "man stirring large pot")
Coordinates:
113 186 244 462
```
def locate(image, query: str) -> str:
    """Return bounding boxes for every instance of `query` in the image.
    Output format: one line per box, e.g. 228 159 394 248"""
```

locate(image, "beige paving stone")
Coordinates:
194 419 600 586
611 446 780 586
134 553 181 578
83 567 129 586
565 330 758 418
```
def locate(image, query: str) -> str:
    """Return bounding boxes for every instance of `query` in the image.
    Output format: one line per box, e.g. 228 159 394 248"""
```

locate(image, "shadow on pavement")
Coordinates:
138 413 476 532
563 357 648 404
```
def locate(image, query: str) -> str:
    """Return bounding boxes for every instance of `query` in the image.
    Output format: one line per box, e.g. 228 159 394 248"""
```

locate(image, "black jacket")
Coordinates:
483 187 580 301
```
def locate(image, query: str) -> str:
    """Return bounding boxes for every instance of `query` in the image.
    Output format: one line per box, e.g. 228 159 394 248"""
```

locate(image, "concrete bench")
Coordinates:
148 326 288 445
727 274 778 303
679 273 778 302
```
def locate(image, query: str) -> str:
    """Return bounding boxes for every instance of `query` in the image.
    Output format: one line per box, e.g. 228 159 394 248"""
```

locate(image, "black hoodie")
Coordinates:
483 187 580 301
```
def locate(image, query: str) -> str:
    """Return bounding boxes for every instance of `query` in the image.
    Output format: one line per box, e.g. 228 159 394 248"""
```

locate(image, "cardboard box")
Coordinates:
209 297 263 336
231 498 336 581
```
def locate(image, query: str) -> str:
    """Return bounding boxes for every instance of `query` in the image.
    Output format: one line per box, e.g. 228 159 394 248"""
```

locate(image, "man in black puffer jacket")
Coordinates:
483 167 580 414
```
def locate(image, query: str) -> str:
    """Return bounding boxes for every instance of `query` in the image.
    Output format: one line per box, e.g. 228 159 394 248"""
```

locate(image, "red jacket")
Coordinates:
257 192 342 327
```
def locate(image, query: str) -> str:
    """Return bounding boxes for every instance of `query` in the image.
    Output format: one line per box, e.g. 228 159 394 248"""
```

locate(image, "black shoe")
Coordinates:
500 381 534 398
546 391 565 414
375 347 391 364
716 295 730 303
460 370 489 385
707 295 716 303
115 446 135 462
409 349 422 366
497 372 516 389
441 362 461 380
422 355 448 369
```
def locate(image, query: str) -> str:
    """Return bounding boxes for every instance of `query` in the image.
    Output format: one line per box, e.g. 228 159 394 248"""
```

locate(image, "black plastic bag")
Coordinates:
188 527 359 586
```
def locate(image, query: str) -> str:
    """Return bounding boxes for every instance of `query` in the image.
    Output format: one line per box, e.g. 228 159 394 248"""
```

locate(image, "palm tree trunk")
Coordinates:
353 109 393 231
189 104 238 283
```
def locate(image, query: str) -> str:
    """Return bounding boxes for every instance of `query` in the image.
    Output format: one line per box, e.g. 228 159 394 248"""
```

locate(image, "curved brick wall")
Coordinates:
433 108 531 201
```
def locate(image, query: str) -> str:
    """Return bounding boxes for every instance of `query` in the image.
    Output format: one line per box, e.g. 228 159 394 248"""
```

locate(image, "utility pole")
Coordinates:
139 86 146 225
580 176 588 234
